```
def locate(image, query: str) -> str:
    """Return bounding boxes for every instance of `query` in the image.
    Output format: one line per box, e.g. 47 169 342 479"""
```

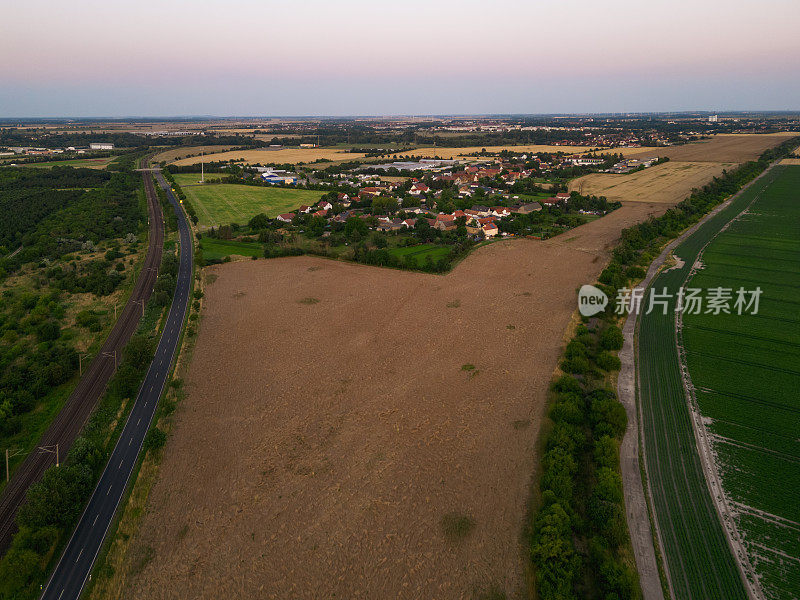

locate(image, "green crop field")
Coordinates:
173 173 324 227
680 165 800 599
199 238 264 261
636 167 799 599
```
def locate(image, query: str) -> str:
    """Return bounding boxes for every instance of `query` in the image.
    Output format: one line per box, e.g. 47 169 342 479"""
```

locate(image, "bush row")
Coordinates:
160 170 198 225
531 320 636 600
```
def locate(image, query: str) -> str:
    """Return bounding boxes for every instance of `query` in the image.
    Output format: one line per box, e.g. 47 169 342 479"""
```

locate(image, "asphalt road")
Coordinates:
0 166 164 554
40 169 193 600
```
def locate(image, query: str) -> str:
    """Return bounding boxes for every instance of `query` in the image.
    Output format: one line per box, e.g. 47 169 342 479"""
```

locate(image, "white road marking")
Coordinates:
93 514 99 526
76 548 83 563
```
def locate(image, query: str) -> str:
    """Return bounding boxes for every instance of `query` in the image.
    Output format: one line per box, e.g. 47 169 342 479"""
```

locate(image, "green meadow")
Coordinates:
173 173 324 227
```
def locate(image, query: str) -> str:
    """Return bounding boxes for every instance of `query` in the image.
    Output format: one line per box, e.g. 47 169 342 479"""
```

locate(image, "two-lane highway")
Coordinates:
41 170 193 600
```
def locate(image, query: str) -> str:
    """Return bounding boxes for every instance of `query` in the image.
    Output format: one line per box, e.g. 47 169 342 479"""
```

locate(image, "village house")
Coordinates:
276 213 295 223
409 182 430 196
511 202 542 214
491 206 511 217
482 222 499 237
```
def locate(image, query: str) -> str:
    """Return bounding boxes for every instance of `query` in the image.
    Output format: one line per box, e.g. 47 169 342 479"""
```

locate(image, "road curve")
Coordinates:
40 169 193 600
0 165 164 554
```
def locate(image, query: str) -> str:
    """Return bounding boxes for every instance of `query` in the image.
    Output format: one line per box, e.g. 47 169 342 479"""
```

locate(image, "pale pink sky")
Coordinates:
2 0 799 116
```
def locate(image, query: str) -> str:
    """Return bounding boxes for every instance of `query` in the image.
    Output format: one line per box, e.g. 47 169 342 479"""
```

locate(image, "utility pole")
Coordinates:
79 353 89 376
38 444 59 468
103 350 117 370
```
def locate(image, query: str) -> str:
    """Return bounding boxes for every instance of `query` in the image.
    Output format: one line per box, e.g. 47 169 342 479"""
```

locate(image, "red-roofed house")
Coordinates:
360 186 383 196
276 213 295 223
409 182 430 196
482 222 499 237
491 206 511 217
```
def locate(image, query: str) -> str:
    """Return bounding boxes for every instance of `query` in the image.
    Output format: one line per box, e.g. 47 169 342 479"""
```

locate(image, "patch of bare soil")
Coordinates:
123 202 670 600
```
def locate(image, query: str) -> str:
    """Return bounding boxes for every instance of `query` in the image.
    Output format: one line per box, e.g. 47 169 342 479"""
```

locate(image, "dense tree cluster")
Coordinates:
0 167 142 271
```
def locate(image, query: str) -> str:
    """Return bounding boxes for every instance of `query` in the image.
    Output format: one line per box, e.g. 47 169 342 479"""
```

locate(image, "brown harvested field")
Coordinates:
389 144 599 159
568 161 734 203
121 201 672 600
589 133 797 161
152 145 238 164
648 133 797 162
171 147 367 166
780 157 800 165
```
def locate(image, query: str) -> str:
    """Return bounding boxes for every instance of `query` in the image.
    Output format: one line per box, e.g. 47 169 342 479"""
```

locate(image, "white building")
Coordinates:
90 142 115 150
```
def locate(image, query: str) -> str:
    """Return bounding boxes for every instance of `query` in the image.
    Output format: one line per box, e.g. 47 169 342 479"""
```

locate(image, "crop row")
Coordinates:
634 167 791 598
677 165 800 599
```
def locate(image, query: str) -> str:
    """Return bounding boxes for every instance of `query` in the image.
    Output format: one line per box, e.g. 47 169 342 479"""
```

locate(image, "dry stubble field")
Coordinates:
171 147 368 166
170 144 598 167
568 161 734 203
151 145 238 164
121 202 669 600
117 133 790 600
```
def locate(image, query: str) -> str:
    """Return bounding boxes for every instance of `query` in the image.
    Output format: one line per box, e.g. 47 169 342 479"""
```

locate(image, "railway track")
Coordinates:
0 161 164 554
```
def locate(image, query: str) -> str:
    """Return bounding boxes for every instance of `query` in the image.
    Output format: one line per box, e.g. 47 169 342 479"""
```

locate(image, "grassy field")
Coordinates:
173 174 324 227
6 156 117 169
681 165 800 599
635 169 790 599
387 243 451 263
199 238 263 261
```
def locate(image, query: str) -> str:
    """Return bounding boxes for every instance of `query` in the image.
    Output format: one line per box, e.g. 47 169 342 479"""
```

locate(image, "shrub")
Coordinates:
597 351 622 372
600 325 624 351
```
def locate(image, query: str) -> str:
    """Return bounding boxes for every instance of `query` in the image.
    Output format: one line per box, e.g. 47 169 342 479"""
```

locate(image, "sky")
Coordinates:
2 0 799 117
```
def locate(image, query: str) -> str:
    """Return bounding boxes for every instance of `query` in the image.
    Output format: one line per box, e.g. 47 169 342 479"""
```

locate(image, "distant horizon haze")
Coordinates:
2 0 799 118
